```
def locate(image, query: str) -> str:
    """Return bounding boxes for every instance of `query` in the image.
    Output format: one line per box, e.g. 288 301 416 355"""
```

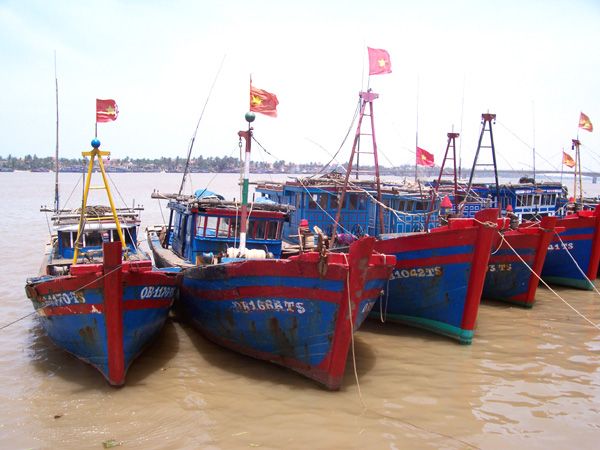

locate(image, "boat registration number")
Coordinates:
547 242 574 251
43 291 84 306
488 263 512 272
232 300 306 314
390 266 442 279
140 286 177 300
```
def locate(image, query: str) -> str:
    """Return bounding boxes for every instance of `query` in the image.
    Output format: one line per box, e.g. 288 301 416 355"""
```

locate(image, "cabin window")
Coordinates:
348 194 366 210
397 200 406 211
406 200 415 211
266 221 279 239
61 232 72 249
415 201 426 211
295 193 301 210
253 220 266 239
516 195 525 207
85 231 103 247
204 216 218 237
217 217 230 237
179 215 188 240
308 194 318 209
330 194 339 210
319 194 328 210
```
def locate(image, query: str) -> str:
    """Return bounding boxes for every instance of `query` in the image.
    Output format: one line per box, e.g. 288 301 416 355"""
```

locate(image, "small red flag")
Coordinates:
367 47 392 75
96 99 118 123
562 151 576 168
416 147 434 167
250 85 279 117
579 112 593 132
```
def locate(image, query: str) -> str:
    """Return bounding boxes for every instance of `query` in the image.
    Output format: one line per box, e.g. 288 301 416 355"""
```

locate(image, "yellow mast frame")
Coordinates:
72 145 127 264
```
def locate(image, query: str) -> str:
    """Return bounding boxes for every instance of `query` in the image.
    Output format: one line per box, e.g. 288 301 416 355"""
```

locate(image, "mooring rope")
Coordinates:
1 264 125 331
498 232 600 330
552 231 600 298
343 251 480 448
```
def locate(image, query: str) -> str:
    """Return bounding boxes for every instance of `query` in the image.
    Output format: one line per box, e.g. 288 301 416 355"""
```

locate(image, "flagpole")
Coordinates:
532 100 536 182
54 51 60 213
238 112 255 253
560 148 564 186
415 75 420 183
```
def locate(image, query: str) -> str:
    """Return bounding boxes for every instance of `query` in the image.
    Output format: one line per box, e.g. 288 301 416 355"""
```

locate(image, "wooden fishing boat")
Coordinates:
540 205 600 290
371 209 497 344
432 116 600 291
148 114 395 389
25 139 178 386
483 215 557 306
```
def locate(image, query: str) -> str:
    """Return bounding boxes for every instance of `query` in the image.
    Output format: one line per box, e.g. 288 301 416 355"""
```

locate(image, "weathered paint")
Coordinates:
371 209 498 344
25 242 179 386
483 215 557 307
178 236 395 390
542 205 600 290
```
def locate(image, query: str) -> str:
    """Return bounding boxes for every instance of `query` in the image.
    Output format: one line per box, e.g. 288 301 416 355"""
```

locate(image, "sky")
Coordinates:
1 0 599 174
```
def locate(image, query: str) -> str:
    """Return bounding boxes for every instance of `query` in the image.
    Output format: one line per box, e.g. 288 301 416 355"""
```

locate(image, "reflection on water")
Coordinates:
1 172 599 449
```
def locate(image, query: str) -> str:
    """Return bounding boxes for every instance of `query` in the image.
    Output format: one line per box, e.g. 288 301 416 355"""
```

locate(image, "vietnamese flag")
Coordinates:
250 84 279 117
579 112 593 132
367 47 392 75
562 151 576 168
416 147 434 167
96 99 118 122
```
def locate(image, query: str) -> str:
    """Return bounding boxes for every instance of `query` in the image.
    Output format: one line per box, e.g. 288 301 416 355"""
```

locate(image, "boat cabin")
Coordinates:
255 177 439 242
166 196 292 264
55 222 139 260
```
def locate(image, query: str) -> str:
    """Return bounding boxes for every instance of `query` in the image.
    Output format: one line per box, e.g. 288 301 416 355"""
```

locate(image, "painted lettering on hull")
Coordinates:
390 266 443 280
232 299 306 314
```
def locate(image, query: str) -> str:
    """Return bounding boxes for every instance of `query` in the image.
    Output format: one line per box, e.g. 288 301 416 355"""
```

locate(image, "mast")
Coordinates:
331 90 384 241
237 112 256 252
72 139 127 264
532 100 536 182
414 76 420 182
572 138 582 204
162 57 225 248
54 52 60 212
463 113 499 213
426 131 459 225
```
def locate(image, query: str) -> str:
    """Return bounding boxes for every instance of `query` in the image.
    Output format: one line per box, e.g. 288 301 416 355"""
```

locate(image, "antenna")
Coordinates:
54 51 60 213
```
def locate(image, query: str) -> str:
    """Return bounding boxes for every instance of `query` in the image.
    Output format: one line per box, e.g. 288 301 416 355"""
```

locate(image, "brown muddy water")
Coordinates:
1 171 599 449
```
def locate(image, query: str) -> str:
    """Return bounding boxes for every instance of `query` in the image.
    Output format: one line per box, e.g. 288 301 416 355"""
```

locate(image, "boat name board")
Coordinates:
232 299 306 314
488 263 512 272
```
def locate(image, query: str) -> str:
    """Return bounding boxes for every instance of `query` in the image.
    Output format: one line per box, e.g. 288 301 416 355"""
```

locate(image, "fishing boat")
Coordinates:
147 113 395 389
25 139 178 386
483 215 557 306
371 208 498 343
540 205 600 290
430 126 559 306
258 90 502 343
433 115 600 290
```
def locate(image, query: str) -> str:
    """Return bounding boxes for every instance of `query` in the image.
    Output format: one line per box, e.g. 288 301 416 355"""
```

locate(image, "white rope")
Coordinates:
553 231 600 298
498 232 600 329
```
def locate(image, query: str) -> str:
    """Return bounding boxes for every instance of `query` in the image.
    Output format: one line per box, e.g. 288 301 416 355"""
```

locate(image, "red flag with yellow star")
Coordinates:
562 151 576 168
416 146 434 167
96 99 118 123
579 112 593 132
250 84 278 117
368 47 392 75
